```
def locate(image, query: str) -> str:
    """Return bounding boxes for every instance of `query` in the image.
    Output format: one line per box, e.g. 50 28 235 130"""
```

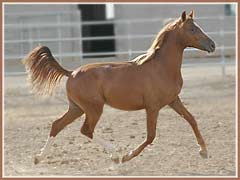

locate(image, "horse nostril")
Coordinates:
211 43 215 49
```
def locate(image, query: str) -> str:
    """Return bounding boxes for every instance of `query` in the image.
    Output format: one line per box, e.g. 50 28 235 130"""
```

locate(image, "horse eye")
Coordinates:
191 28 194 32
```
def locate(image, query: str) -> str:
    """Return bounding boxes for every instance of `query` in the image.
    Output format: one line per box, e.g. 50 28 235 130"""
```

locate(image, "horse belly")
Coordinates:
102 66 145 110
104 89 144 111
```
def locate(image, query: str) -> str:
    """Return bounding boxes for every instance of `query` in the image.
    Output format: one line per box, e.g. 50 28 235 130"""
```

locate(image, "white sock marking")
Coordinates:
91 134 123 163
37 136 55 160
93 135 116 153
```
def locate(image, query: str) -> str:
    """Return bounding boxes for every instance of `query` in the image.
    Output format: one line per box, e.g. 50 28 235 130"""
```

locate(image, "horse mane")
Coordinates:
132 18 181 65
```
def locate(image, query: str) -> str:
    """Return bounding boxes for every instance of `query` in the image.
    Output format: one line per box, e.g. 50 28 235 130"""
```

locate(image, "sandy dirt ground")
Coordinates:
4 64 236 177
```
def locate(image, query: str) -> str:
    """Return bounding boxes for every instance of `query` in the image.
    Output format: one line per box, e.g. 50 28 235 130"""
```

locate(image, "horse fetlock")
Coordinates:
199 148 208 159
81 121 94 139
80 127 93 139
121 154 130 163
121 150 134 163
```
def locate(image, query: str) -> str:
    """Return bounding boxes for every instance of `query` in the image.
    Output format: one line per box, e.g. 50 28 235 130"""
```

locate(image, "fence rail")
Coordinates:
4 30 236 45
4 11 236 76
4 46 236 60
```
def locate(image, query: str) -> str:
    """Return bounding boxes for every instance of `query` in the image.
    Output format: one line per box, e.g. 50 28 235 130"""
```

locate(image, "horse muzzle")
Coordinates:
201 39 215 53
207 39 215 53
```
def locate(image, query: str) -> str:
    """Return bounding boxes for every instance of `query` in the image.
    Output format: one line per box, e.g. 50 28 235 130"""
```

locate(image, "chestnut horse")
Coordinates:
23 11 215 164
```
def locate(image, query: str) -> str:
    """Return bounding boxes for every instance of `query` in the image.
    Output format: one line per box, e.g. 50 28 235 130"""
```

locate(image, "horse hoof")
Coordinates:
199 149 208 159
121 156 128 163
111 157 120 164
34 155 41 165
111 155 129 164
110 153 121 164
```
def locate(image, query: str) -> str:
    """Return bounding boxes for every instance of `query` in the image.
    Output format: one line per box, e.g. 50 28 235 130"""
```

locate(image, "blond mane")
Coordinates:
132 18 181 65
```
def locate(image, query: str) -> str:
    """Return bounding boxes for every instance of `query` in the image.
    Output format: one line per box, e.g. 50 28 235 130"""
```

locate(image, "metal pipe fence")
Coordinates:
4 11 236 76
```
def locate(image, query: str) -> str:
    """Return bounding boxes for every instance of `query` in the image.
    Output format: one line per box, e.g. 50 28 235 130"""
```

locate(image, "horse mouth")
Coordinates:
207 49 212 53
206 41 215 53
200 39 215 53
207 49 215 53
207 46 215 53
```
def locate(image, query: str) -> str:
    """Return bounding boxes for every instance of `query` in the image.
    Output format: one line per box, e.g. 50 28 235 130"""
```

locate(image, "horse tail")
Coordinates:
23 45 72 96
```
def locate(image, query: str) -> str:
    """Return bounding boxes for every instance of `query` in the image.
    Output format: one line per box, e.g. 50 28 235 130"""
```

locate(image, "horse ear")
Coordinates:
181 11 186 22
189 10 194 19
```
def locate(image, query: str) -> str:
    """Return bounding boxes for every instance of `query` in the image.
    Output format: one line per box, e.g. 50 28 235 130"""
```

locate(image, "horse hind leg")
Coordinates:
34 104 84 164
79 103 118 159
80 103 103 139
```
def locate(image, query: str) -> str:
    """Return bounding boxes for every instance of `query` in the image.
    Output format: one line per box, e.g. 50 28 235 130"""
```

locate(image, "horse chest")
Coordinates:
170 78 182 93
147 78 183 107
168 83 182 99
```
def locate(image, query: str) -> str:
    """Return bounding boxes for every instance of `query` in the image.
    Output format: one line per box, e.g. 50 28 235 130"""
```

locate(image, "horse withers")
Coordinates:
23 10 215 164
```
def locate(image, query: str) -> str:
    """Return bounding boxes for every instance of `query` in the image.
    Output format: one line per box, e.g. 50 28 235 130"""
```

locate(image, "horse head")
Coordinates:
178 10 215 53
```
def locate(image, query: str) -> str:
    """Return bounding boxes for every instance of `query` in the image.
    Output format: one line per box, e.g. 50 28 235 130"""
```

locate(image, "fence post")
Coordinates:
78 10 83 65
220 15 225 76
127 21 132 60
36 27 40 44
57 13 62 65
20 22 24 58
28 25 33 52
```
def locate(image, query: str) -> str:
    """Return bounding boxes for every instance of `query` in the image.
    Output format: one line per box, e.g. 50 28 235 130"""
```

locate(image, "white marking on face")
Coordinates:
193 21 206 34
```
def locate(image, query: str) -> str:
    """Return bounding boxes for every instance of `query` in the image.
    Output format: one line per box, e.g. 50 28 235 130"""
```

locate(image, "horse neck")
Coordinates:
154 31 185 76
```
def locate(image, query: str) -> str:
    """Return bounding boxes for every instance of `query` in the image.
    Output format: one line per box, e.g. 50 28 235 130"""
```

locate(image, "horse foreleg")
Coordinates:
169 96 208 158
119 109 159 163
